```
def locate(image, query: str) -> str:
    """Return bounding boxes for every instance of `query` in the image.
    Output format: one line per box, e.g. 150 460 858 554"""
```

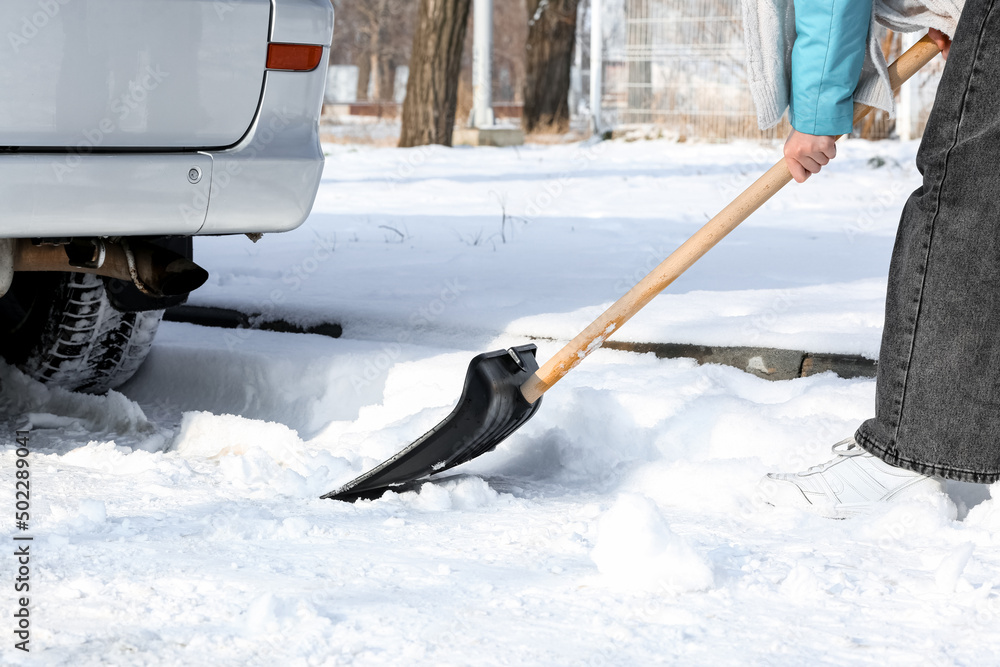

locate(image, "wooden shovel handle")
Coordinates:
520 34 941 404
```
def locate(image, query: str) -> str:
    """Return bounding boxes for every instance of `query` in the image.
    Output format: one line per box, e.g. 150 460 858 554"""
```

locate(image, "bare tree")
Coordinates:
399 0 472 146
522 0 580 133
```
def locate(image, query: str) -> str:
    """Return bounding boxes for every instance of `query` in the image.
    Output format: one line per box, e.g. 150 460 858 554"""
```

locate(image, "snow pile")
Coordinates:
395 476 507 511
591 494 713 593
0 362 164 452
121 327 396 439
243 593 335 639
58 440 163 475
44 499 109 536
172 410 305 460
171 411 352 498
963 482 1000 531
935 542 975 594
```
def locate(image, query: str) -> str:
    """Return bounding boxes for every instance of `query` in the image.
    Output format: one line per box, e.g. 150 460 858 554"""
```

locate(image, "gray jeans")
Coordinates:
855 0 1000 483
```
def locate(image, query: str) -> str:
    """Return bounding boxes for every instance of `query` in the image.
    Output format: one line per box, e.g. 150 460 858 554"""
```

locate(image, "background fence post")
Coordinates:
471 0 495 128
590 0 603 133
895 31 918 141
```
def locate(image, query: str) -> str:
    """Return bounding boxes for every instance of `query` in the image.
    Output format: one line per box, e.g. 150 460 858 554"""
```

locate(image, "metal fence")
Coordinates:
591 0 943 141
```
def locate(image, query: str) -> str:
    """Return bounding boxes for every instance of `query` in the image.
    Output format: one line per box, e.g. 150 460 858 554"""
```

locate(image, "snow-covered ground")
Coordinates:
5 139 1000 666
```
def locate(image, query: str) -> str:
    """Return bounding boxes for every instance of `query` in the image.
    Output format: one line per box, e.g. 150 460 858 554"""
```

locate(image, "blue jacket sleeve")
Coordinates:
790 0 873 135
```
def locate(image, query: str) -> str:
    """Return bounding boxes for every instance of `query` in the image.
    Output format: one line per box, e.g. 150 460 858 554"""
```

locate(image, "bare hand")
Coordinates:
928 28 952 60
783 130 837 183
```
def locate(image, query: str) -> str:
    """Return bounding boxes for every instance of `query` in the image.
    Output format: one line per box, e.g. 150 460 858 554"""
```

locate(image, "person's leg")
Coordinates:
761 1 1000 515
855 0 1000 483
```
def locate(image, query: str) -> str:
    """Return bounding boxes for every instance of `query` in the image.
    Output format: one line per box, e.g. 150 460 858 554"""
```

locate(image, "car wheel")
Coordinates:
0 272 162 394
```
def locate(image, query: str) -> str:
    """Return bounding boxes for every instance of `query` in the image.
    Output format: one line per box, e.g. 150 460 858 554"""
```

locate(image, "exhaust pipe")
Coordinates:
1 238 209 298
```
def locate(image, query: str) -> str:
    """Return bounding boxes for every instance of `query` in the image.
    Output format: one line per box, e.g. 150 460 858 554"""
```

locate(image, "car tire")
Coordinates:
0 272 162 394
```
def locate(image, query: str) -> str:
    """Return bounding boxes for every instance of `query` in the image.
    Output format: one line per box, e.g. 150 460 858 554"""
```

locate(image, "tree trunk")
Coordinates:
399 0 472 147
523 0 579 134
369 51 382 101
378 58 397 103
356 52 371 101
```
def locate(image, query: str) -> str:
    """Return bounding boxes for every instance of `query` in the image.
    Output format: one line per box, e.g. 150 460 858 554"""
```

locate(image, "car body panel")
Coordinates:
3 153 213 237
0 0 333 238
1 0 271 150
198 64 328 235
270 0 336 45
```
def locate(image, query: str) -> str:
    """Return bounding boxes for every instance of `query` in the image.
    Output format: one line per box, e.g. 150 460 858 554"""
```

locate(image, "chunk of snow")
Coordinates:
591 494 713 593
935 543 975 593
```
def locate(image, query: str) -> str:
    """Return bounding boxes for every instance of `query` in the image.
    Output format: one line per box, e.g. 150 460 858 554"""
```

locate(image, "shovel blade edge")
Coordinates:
323 344 542 502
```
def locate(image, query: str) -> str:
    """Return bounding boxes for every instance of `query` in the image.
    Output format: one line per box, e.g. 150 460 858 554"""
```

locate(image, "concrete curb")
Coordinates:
164 305 875 381
600 341 876 381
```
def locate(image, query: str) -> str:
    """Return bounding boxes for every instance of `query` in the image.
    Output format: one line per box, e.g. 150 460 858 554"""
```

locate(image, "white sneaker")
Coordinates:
759 437 944 518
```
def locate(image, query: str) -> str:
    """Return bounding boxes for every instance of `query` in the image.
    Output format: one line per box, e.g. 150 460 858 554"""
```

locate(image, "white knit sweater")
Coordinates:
741 0 965 129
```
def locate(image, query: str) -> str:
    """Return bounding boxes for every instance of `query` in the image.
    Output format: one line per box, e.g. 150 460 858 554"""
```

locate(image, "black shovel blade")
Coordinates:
322 344 543 502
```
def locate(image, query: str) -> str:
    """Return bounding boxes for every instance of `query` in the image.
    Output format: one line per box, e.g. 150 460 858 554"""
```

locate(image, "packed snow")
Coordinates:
4 138 1000 666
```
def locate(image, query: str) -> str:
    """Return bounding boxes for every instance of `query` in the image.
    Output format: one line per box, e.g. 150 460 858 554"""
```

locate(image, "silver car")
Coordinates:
0 0 333 392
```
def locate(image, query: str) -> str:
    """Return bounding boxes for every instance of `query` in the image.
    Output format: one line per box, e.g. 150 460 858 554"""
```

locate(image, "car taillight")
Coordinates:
266 43 323 72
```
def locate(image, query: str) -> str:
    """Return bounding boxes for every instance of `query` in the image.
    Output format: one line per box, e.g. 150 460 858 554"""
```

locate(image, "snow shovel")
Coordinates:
323 35 941 502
